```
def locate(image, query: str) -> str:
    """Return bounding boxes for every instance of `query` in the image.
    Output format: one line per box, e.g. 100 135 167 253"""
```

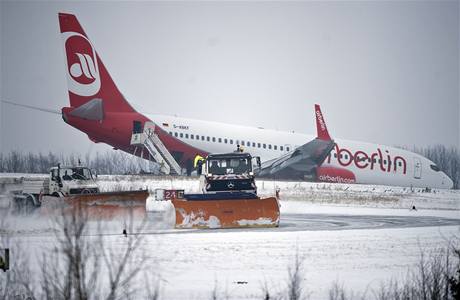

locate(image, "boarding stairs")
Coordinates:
130 124 182 175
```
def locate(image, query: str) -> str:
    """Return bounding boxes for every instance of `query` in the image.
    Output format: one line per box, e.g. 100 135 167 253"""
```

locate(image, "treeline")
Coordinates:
0 150 159 175
0 144 459 188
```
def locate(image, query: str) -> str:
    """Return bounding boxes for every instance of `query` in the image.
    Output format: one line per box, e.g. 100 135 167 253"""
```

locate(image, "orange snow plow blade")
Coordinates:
172 195 280 229
41 190 149 219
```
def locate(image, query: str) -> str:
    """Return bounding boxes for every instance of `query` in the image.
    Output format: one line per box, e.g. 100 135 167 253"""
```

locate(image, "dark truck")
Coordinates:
198 152 261 194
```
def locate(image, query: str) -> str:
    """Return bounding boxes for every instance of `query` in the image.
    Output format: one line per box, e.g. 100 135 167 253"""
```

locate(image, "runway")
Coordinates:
2 207 459 237
278 213 460 231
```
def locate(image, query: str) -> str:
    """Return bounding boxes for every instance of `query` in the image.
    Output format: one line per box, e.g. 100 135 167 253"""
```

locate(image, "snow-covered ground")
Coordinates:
1 173 459 211
2 205 459 299
1 174 459 299
92 175 459 211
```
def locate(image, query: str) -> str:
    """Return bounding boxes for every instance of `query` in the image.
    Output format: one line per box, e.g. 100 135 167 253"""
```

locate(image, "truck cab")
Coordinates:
48 166 99 196
11 165 100 214
199 152 260 194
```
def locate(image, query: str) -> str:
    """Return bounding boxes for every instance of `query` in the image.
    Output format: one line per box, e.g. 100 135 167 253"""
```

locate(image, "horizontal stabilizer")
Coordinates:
69 98 104 120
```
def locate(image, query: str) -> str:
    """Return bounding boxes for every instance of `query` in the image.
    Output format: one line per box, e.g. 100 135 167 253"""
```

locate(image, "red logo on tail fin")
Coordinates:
62 32 100 96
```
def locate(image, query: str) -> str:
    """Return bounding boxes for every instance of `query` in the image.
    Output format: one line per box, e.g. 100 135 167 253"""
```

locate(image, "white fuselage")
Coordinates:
148 114 453 189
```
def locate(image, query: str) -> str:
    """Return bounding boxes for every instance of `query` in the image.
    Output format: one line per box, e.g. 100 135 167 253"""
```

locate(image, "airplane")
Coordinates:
20 12 455 189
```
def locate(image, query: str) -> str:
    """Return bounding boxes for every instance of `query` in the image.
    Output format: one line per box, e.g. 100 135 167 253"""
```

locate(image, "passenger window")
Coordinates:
191 134 194 139
212 137 216 142
201 136 205 141
242 141 245 146
180 133 183 138
258 143 261 148
274 145 277 150
224 139 228 144
252 142 256 147
174 132 178 137
398 161 402 167
280 146 284 151
230 139 233 144
268 144 272 149
334 153 337 158
218 138 222 143
287 147 290 151
185 134 189 139
207 136 210 141
247 141 250 147
169 131 172 135
263 144 266 149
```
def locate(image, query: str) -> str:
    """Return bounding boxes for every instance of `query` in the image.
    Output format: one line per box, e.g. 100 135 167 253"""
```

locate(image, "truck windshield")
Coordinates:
208 158 251 175
61 167 93 181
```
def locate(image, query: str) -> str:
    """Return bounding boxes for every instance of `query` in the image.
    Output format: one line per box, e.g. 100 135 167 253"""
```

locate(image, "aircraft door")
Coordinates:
132 121 142 134
413 157 422 179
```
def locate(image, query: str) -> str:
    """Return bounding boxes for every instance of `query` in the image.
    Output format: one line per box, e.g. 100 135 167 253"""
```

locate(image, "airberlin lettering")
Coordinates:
326 145 407 174
316 110 326 131
318 174 355 184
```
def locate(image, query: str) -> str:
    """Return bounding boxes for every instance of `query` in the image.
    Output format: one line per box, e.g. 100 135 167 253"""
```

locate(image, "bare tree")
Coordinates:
0 209 35 299
0 200 155 299
287 247 306 300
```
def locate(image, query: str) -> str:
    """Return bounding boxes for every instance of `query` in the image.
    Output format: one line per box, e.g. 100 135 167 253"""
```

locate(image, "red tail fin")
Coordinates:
314 104 332 141
59 13 135 113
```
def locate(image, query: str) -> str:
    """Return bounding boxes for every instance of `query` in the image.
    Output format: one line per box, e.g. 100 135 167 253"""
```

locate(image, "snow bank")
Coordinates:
94 175 459 211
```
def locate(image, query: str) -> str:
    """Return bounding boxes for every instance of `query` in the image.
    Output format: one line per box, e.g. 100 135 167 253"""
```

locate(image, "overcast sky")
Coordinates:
1 1 459 156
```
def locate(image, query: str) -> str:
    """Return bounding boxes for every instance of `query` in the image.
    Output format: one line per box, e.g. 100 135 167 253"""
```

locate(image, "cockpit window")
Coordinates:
430 164 440 172
207 158 251 175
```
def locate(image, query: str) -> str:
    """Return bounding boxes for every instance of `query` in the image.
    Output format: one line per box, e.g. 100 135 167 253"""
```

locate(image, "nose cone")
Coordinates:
442 173 454 189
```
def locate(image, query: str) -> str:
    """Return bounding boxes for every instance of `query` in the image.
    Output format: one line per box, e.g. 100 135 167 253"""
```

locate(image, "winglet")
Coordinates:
314 104 332 141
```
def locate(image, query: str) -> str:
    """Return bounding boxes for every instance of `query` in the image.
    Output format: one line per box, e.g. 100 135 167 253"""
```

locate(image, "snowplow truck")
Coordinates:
11 165 147 216
169 152 280 229
11 165 99 212
198 152 261 194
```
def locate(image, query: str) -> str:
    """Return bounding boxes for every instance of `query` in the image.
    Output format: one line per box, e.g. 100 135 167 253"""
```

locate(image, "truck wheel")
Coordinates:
11 198 22 215
24 195 36 214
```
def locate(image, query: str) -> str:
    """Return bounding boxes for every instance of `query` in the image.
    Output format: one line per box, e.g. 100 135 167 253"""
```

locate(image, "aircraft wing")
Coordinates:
256 105 335 180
